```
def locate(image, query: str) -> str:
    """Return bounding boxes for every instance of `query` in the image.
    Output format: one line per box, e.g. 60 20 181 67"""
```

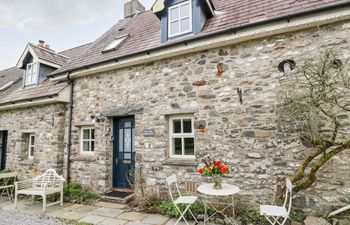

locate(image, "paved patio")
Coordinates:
0 197 196 225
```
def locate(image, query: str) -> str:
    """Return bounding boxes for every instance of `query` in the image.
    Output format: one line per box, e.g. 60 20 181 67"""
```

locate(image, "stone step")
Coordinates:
101 193 135 204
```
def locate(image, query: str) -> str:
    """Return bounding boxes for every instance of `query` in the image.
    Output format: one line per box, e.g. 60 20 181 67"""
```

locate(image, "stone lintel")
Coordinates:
75 121 96 127
101 106 144 117
20 130 36 134
161 108 199 116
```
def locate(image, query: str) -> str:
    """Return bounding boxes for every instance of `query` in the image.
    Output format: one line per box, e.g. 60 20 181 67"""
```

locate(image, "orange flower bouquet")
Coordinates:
198 157 230 189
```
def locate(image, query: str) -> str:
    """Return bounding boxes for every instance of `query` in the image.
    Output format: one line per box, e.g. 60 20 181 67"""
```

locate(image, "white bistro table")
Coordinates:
197 183 240 225
0 172 17 200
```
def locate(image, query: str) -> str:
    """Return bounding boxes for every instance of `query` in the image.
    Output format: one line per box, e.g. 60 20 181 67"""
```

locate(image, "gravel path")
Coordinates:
0 209 63 225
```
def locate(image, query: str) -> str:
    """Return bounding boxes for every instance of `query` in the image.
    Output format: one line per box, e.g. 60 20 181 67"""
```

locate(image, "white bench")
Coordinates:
14 169 64 212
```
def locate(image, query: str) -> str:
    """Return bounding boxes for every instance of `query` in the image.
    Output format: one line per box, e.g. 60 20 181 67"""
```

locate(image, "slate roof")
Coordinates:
0 67 22 90
0 43 91 105
29 43 70 66
52 0 350 76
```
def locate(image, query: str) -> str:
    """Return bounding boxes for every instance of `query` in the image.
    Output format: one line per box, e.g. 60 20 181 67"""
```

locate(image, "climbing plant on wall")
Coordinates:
278 50 350 194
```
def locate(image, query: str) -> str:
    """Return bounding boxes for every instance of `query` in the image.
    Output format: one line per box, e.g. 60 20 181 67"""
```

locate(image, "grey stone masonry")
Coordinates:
68 20 350 212
0 104 67 180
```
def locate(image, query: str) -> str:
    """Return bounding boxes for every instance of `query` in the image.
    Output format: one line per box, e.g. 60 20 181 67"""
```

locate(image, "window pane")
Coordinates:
132 128 135 152
180 3 190 18
30 147 34 156
119 129 123 152
31 63 37 83
173 119 181 133
173 138 182 155
30 135 35 145
181 18 190 32
83 129 90 139
124 153 132 159
183 119 192 133
83 141 90 152
124 122 131 128
170 7 179 20
91 141 95 152
170 21 179 35
124 128 131 152
91 129 95 139
184 138 194 155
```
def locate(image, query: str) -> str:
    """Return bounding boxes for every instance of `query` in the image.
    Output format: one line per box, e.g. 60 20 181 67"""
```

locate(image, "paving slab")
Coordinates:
46 209 73 218
63 211 89 221
117 211 149 221
73 205 98 213
0 200 15 209
95 202 125 209
98 217 129 225
142 214 170 225
91 207 124 218
79 214 106 224
126 222 153 225
62 203 83 211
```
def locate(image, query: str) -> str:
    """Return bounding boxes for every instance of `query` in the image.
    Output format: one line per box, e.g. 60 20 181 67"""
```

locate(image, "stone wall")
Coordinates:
69 20 350 212
0 103 67 180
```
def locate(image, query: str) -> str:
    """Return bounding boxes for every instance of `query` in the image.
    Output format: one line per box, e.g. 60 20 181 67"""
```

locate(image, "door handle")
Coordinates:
115 159 118 165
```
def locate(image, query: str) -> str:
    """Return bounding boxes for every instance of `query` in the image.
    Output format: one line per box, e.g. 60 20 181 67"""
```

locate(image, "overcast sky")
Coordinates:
0 0 154 70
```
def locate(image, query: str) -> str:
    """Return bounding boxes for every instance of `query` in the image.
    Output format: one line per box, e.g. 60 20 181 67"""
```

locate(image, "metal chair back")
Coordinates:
283 178 293 215
166 174 181 202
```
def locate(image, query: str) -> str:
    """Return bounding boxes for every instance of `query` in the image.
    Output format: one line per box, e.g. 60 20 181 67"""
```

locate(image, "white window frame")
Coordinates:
168 1 193 38
28 134 35 160
25 62 38 86
80 127 95 155
169 115 195 159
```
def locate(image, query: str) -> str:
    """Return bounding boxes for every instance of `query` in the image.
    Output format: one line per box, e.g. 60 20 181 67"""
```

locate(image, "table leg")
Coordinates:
204 199 207 225
231 195 235 218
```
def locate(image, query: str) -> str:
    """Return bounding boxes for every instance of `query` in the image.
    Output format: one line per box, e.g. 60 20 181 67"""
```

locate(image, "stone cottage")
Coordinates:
1 0 350 211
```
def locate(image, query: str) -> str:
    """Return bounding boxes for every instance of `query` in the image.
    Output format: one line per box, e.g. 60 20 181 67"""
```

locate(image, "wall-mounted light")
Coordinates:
278 59 296 76
90 115 105 123
329 59 343 68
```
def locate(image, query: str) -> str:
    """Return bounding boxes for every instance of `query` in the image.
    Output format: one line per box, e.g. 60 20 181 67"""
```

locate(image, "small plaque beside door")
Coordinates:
143 129 155 137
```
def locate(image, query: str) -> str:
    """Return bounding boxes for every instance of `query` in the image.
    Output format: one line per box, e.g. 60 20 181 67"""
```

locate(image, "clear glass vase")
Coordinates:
212 174 222 190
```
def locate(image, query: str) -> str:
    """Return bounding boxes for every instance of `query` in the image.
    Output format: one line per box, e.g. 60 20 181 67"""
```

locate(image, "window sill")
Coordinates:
19 160 34 166
162 159 197 167
71 155 96 162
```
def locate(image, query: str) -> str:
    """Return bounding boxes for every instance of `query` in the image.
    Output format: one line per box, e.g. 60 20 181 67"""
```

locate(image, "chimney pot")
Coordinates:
38 40 45 47
124 0 145 18
44 44 50 49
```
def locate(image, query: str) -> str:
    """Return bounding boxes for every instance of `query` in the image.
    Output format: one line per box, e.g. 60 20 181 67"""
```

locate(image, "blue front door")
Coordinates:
113 117 135 189
0 131 8 171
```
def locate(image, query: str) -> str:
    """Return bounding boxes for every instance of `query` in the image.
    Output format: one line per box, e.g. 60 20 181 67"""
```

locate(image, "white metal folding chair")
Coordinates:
260 178 293 225
166 174 198 225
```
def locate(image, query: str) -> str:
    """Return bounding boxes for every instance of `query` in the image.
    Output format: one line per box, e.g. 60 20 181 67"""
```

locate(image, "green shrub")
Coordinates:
148 199 215 220
0 169 14 173
290 207 306 222
237 210 268 225
47 183 99 204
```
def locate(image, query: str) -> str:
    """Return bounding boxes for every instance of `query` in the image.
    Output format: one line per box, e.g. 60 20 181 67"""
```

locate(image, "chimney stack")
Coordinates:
124 0 145 18
38 40 45 47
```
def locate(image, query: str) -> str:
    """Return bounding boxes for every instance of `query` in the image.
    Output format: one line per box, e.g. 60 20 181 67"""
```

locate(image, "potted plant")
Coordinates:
198 157 230 189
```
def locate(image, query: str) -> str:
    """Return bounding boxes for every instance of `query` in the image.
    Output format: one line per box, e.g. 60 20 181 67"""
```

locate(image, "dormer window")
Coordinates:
168 1 192 37
25 62 38 86
153 0 214 43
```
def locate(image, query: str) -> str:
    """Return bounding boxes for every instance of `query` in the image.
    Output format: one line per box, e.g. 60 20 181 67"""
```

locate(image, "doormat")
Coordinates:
104 191 133 199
